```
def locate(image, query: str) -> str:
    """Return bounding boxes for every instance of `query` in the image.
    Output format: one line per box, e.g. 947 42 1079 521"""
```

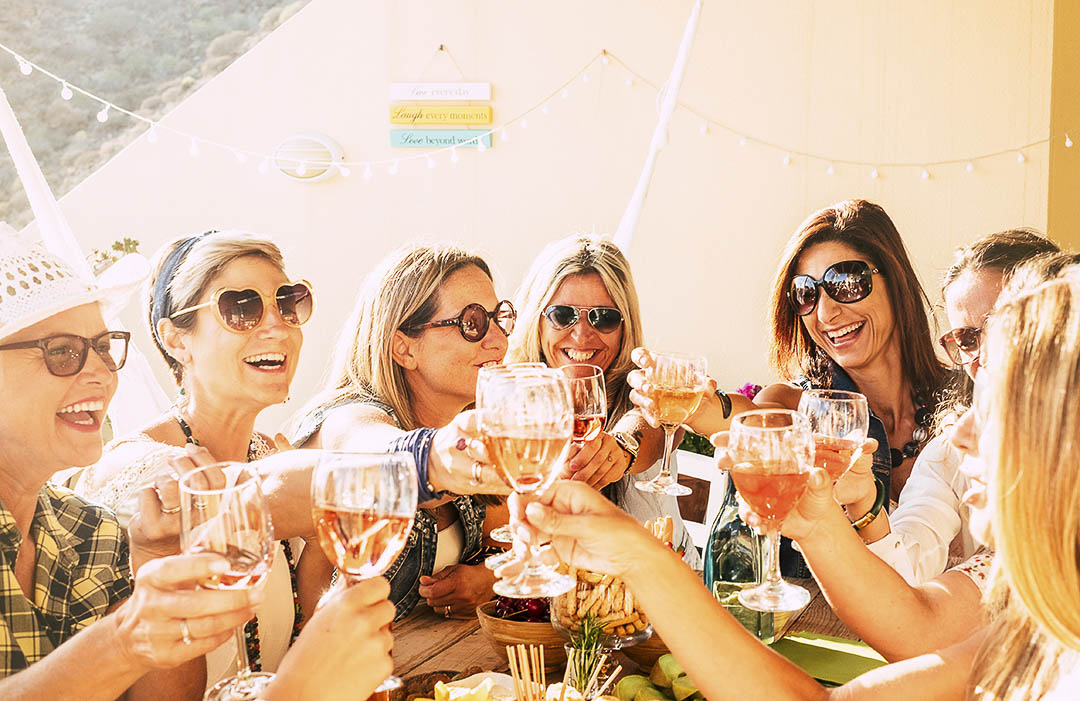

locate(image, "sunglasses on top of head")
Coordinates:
542 305 623 334
0 330 131 377
788 260 880 316
938 326 982 366
409 300 516 342
171 280 315 333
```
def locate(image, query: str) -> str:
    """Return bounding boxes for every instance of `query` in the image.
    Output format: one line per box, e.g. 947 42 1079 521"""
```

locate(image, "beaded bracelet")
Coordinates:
390 428 450 503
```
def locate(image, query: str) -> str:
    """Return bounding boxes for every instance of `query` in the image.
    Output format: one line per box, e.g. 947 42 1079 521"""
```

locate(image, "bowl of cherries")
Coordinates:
477 597 566 673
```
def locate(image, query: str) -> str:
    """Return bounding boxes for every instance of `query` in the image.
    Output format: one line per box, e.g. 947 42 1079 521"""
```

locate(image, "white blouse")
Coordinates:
866 433 978 583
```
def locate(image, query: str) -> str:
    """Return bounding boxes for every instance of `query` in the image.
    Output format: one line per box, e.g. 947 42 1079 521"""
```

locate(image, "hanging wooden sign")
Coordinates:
390 130 493 148
388 82 491 101
390 105 492 125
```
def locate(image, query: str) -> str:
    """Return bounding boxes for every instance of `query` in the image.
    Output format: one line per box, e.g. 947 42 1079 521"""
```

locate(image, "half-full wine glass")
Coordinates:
179 463 275 701
560 363 607 444
797 389 869 483
726 409 814 612
311 451 417 692
635 352 707 496
478 365 575 597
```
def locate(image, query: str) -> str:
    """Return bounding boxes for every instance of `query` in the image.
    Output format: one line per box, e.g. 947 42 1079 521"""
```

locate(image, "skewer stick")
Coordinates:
593 665 622 699
507 645 525 701
539 645 546 691
519 645 534 701
531 646 542 701
585 652 608 697
558 655 571 701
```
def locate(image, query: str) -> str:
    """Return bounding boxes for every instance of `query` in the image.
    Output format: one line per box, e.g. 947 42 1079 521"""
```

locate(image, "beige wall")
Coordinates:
35 0 1054 431
1049 0 1080 247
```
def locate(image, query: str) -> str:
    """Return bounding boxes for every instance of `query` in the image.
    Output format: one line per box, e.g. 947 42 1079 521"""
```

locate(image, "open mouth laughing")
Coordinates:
243 352 287 372
56 398 105 429
824 321 865 347
562 348 599 363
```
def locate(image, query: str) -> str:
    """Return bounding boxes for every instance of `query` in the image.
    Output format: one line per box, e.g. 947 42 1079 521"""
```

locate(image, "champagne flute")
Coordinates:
726 409 814 612
478 365 575 597
797 389 869 483
635 352 708 496
311 451 418 692
560 363 607 444
179 463 275 701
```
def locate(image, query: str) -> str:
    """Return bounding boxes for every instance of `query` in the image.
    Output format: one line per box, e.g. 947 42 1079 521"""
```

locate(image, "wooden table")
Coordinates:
393 577 856 678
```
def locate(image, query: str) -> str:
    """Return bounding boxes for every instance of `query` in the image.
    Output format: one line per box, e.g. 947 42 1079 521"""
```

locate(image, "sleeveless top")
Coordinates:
291 397 488 621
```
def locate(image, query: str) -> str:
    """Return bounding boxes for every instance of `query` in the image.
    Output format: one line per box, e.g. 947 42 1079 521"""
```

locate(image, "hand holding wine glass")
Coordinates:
635 351 708 496
797 389 869 483
179 462 276 701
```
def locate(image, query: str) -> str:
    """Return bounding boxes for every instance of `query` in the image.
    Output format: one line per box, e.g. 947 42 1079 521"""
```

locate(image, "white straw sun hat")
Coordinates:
0 222 146 342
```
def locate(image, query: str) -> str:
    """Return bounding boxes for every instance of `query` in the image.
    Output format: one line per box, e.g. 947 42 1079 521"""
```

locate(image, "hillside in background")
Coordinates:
0 0 310 230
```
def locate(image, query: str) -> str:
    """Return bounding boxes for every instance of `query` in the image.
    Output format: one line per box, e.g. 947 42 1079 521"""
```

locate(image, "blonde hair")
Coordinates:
148 230 286 385
968 264 1080 698
507 234 643 423
307 242 492 431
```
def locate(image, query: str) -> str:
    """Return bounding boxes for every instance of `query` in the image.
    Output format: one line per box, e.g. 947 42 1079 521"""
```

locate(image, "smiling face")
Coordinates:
944 268 1005 379
171 255 303 411
539 272 623 372
402 264 508 409
0 303 117 476
795 241 896 372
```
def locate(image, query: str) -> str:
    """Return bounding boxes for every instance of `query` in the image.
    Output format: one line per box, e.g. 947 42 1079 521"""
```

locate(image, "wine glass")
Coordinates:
179 463 275 701
478 365 575 597
725 409 814 612
560 363 607 444
797 389 869 483
311 451 418 692
635 352 708 496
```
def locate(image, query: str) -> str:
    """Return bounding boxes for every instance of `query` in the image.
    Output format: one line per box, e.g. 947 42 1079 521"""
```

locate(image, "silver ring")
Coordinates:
442 605 452 618
160 503 181 515
180 619 192 645
470 461 484 485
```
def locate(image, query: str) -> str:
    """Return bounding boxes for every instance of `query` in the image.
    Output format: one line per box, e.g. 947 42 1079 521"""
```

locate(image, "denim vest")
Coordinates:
783 363 895 578
292 398 488 621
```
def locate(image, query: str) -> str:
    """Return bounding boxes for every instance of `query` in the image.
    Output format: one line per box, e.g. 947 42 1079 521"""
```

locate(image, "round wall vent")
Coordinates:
273 132 344 182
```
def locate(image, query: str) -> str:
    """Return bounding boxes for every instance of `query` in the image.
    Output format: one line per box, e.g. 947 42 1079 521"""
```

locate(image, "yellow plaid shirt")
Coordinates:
0 483 131 676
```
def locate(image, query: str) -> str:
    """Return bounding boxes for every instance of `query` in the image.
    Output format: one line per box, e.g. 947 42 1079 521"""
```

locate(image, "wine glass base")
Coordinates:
484 548 520 571
489 524 513 544
494 570 574 598
737 580 810 613
634 479 692 497
376 674 404 693
204 672 275 701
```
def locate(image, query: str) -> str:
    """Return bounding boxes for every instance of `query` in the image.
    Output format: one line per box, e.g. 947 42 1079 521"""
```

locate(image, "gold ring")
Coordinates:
180 619 192 645
442 605 452 618
160 503 181 515
471 461 484 485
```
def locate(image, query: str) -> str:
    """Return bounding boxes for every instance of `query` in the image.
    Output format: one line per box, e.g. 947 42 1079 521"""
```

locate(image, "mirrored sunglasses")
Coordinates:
0 330 130 377
789 260 880 316
410 300 516 342
171 280 315 333
938 326 982 366
542 305 623 334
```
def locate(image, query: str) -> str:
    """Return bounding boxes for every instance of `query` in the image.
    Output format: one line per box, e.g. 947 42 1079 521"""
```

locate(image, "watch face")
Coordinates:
615 431 640 452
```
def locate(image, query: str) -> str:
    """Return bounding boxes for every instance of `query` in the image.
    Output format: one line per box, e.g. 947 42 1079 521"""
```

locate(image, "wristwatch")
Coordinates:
612 431 640 471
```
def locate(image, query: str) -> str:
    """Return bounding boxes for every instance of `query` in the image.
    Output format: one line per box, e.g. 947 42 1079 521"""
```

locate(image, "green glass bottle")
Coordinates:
702 471 775 643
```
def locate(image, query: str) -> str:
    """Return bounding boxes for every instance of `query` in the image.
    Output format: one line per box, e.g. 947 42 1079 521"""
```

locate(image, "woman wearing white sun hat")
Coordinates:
0 225 261 697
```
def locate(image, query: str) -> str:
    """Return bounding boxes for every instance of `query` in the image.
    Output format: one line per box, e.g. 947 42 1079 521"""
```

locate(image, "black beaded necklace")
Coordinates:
889 397 934 468
174 412 303 671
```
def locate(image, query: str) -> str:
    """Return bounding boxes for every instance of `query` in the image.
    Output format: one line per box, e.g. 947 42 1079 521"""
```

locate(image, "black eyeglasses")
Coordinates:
410 300 516 342
0 331 131 377
542 305 624 334
789 260 881 316
939 326 982 366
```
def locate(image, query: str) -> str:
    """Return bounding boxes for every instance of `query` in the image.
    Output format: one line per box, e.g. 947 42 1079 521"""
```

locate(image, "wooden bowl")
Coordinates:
620 632 669 670
475 601 567 673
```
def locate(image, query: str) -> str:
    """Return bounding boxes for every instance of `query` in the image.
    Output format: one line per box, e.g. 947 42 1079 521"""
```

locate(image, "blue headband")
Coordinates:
150 230 215 346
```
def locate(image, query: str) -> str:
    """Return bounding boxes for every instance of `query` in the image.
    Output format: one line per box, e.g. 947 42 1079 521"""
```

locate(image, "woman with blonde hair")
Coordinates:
515 261 1080 698
508 234 698 564
292 241 513 620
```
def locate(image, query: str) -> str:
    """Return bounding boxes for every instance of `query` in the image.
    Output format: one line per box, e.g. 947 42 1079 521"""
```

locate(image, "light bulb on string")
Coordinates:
542 103 550 116
869 167 879 179
450 147 460 164
582 73 591 84
1016 152 1026 164
625 77 634 87
965 162 974 173
782 153 792 166
188 138 200 157
1066 134 1074 148
477 137 487 153
96 105 110 123
258 157 270 174
921 168 930 180
339 165 351 177
561 88 569 100
601 54 610 66
826 163 835 176
520 117 529 130
146 124 159 144
738 137 747 148
17 59 31 76
388 160 400 175
60 83 73 100
363 164 373 180
500 126 509 142
233 150 247 164
699 121 709 135
427 155 436 169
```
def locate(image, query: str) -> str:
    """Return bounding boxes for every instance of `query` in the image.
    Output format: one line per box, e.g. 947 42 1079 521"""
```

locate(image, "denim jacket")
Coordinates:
292 398 488 621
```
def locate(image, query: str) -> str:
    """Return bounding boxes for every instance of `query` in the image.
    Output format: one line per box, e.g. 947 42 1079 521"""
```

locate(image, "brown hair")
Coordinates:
767 199 947 399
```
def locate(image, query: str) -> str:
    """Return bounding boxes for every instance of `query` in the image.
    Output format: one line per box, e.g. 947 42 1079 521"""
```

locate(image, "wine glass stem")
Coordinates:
657 428 676 480
764 524 783 588
233 624 252 678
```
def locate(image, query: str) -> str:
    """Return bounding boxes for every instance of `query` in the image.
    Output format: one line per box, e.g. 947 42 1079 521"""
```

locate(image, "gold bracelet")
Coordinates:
851 480 887 531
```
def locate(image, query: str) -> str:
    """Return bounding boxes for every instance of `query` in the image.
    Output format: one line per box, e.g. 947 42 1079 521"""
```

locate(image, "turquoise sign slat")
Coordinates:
390 130 493 148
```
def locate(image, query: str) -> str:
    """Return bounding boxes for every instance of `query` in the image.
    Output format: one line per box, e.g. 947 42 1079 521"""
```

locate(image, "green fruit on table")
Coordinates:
649 654 686 689
671 675 699 701
635 687 671 701
616 675 654 701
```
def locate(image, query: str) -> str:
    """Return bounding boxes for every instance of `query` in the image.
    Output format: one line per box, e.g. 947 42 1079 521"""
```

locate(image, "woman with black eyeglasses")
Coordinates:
506 234 699 565
290 242 513 620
